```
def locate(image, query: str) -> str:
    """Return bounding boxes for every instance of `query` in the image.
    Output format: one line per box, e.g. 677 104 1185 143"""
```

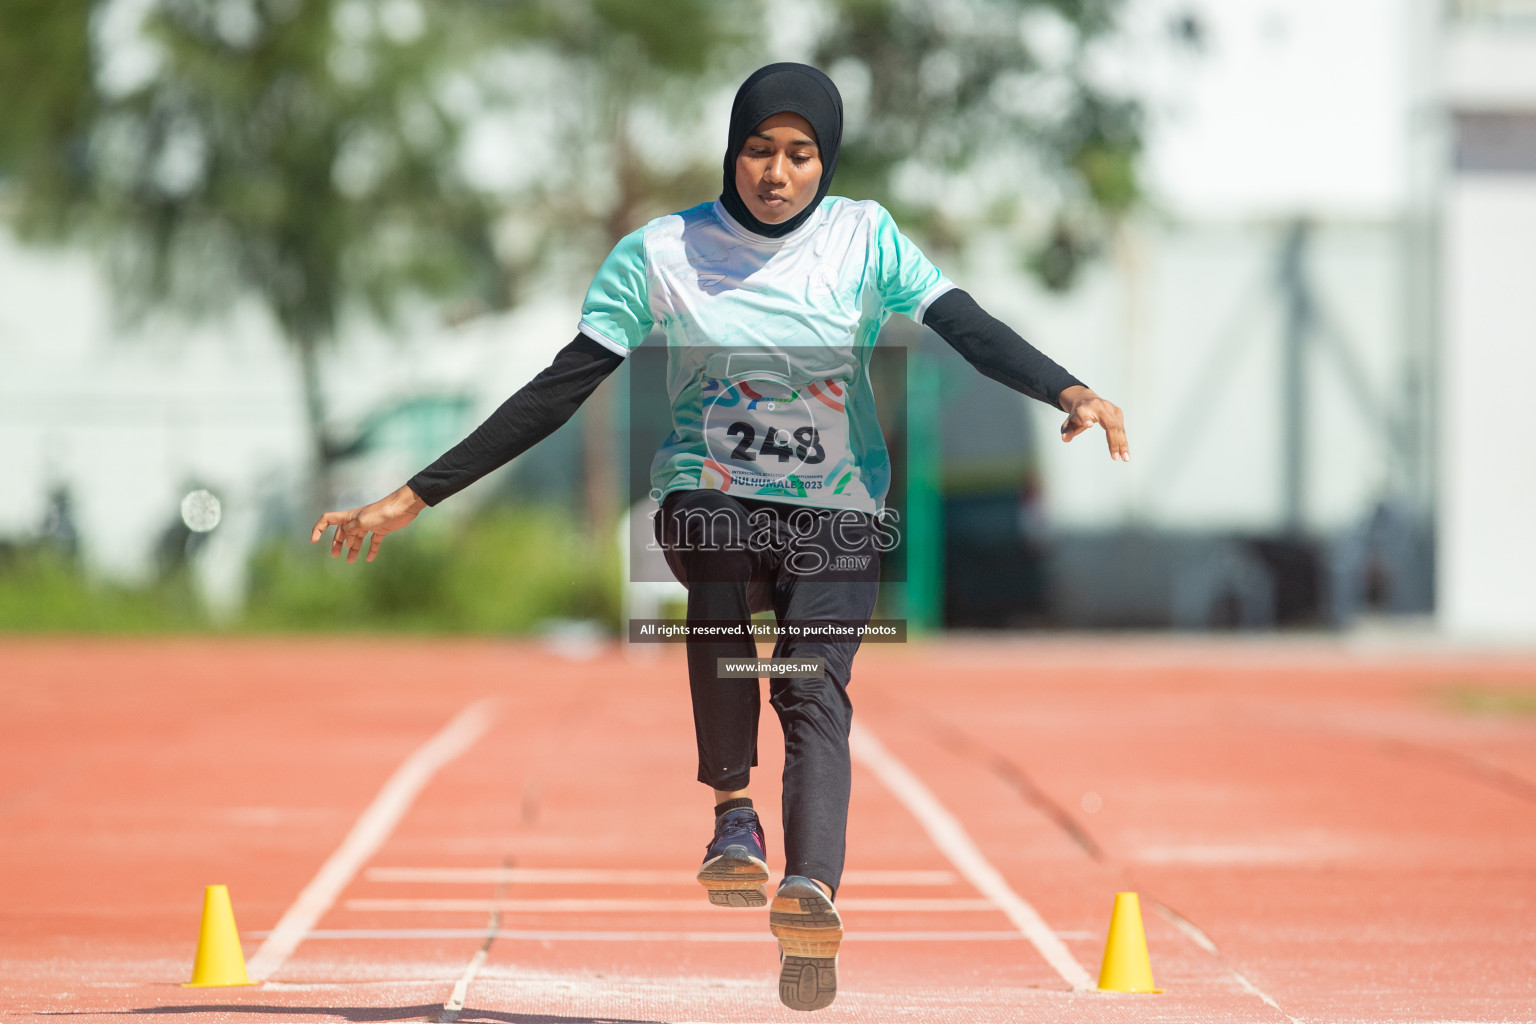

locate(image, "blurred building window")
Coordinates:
1455 112 1536 173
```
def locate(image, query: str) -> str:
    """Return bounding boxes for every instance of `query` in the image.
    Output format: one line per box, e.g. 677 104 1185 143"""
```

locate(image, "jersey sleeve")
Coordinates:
577 226 653 356
872 205 956 324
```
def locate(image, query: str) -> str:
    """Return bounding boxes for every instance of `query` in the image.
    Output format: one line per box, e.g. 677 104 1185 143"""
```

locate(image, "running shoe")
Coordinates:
696 807 769 907
769 874 842 1011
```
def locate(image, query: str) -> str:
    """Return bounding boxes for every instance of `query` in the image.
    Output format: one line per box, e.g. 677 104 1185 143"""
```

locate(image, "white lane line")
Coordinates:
244 698 499 982
1153 902 1219 955
364 867 958 886
1150 903 1304 1024
850 720 1095 991
344 897 996 913
1231 970 1305 1024
267 928 1039 942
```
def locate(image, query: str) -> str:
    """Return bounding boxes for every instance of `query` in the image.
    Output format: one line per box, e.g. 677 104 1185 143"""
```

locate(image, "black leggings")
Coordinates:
654 488 882 895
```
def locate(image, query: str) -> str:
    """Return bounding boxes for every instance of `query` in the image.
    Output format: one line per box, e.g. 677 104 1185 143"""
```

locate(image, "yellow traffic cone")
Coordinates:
182 885 257 987
1096 892 1162 993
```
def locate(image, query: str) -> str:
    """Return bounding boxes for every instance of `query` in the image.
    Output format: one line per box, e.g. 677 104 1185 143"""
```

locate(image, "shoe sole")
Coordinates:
769 877 842 1011
696 845 769 908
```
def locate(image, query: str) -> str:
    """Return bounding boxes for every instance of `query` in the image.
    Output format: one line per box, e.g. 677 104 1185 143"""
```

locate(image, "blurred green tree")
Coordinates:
0 0 760 536
813 0 1143 290
0 0 513 515
0 0 1142 538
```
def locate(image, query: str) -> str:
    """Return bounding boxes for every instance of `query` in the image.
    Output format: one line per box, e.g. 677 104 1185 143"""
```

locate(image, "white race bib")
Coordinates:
698 372 861 503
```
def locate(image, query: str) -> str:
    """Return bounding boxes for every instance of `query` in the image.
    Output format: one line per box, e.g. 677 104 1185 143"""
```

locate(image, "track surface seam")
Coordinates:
904 700 1304 1021
437 855 511 1022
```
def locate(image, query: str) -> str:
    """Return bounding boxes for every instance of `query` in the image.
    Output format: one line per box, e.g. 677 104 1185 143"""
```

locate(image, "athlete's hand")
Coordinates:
310 484 428 563
1058 385 1129 462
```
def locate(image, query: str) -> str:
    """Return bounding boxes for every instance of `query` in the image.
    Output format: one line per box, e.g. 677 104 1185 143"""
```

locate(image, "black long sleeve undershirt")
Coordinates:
407 290 1085 506
406 333 624 507
921 287 1085 411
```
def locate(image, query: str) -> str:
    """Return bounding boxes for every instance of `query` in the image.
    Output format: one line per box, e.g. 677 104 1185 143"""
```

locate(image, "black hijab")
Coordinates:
719 62 843 239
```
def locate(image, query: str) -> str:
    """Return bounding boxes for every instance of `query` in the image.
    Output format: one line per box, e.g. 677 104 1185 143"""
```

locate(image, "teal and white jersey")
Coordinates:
577 196 954 514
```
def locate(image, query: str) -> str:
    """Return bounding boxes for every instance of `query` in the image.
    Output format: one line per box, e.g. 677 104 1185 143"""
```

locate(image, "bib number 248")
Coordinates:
725 423 826 465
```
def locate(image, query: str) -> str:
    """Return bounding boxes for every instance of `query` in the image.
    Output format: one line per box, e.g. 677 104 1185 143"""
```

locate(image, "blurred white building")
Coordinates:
1437 0 1536 637
939 0 1436 628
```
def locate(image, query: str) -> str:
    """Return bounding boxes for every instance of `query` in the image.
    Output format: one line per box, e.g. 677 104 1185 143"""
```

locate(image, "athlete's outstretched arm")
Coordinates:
310 333 625 562
405 334 625 505
922 288 1128 462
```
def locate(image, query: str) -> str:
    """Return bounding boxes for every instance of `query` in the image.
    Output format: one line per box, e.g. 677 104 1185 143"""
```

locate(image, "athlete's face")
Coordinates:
734 112 822 225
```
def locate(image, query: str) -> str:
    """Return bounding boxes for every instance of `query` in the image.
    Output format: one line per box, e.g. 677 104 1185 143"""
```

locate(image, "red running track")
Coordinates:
1 636 1534 1023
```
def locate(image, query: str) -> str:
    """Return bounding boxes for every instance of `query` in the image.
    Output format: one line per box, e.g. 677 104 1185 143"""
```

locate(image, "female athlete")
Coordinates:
312 62 1128 1011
